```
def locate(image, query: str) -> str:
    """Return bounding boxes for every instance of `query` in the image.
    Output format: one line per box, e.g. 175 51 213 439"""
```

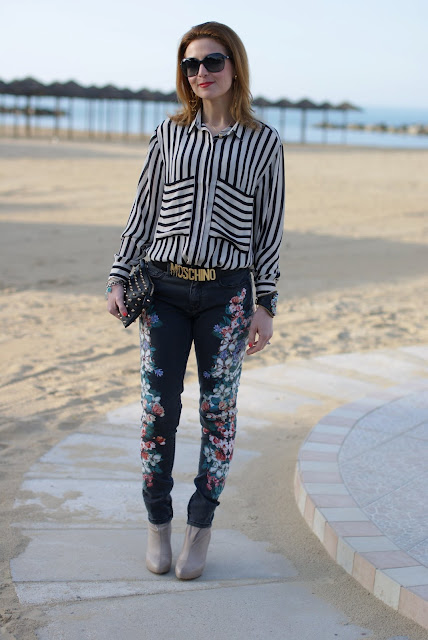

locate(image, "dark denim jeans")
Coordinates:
139 262 254 528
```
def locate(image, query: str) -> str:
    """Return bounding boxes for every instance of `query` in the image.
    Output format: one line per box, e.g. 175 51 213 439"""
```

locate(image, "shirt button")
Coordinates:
218 134 223 138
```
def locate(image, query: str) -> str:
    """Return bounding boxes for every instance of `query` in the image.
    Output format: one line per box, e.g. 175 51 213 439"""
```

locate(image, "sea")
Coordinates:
1 94 427 149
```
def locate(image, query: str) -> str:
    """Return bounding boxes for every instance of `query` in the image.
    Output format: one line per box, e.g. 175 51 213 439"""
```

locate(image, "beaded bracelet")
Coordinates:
105 277 126 298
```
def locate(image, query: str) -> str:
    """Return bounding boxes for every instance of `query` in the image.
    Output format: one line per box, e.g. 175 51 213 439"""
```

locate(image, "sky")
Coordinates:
2 0 427 108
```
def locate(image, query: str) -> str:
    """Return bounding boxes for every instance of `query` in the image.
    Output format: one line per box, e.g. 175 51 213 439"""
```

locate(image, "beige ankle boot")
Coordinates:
146 521 172 574
175 525 211 580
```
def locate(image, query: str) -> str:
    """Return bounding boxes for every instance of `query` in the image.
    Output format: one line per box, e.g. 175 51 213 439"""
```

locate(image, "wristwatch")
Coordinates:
256 291 278 318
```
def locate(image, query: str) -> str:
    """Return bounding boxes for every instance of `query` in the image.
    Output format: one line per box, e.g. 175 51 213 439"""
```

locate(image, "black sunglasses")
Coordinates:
180 53 231 78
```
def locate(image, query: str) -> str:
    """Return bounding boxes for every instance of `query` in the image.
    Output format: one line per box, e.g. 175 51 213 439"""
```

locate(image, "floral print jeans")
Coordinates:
139 262 254 529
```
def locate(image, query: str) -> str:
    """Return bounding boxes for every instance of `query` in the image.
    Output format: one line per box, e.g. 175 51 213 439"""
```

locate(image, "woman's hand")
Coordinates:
107 283 128 320
246 306 273 355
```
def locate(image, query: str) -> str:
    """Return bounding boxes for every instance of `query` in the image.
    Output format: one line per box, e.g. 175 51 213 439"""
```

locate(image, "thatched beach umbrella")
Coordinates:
274 98 294 108
60 80 87 98
253 96 273 121
14 78 48 135
58 80 86 138
7 77 46 96
0 79 8 105
295 98 320 143
162 90 179 122
134 88 152 137
135 88 153 101
99 84 123 99
5 81 24 137
84 85 103 136
120 88 136 139
0 80 7 125
163 90 178 103
336 100 361 111
319 100 334 114
45 81 64 96
336 101 362 143
150 90 168 101
149 90 169 126
274 98 294 140
99 84 123 139
45 81 67 136
319 100 335 144
7 77 47 136
253 96 272 107
0 75 361 146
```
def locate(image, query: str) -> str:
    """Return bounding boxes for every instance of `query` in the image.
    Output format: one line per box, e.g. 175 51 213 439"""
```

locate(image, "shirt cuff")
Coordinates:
256 292 279 318
109 255 137 279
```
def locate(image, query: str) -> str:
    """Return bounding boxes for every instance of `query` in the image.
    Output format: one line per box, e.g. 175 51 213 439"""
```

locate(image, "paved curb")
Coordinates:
294 378 428 630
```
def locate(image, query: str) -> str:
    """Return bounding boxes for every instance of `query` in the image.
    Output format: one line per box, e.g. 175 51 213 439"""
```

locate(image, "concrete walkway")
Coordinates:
295 378 428 629
9 345 428 638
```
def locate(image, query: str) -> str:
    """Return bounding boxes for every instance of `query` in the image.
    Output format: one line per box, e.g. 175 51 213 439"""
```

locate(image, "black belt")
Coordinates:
151 261 243 282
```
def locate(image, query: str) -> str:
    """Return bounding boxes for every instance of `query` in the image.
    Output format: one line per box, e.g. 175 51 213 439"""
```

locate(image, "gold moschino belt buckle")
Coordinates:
169 262 217 281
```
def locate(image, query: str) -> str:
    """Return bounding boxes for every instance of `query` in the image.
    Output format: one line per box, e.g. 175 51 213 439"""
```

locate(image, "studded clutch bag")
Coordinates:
121 259 154 328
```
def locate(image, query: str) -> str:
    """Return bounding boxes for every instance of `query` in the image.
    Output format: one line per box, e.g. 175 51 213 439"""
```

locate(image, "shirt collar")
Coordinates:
188 109 243 140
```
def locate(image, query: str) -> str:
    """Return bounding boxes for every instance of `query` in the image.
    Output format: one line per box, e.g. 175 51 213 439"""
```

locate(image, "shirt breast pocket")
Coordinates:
211 179 254 252
155 176 195 239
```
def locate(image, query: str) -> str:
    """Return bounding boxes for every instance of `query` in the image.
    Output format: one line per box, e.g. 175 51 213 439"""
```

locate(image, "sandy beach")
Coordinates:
1 135 427 638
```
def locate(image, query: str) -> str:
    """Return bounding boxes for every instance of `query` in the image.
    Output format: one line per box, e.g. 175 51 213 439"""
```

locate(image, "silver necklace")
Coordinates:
202 121 233 135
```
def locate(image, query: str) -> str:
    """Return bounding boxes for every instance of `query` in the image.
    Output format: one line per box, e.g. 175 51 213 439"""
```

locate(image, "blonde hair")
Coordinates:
170 22 259 130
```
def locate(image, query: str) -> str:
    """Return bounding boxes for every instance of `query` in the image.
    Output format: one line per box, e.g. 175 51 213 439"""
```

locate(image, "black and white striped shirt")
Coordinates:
110 109 285 297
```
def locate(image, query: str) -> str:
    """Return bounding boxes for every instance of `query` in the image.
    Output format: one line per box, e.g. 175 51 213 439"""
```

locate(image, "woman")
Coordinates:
106 21 285 580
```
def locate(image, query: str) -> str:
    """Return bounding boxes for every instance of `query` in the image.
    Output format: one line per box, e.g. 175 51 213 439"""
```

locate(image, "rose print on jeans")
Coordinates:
139 307 166 489
200 288 252 499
